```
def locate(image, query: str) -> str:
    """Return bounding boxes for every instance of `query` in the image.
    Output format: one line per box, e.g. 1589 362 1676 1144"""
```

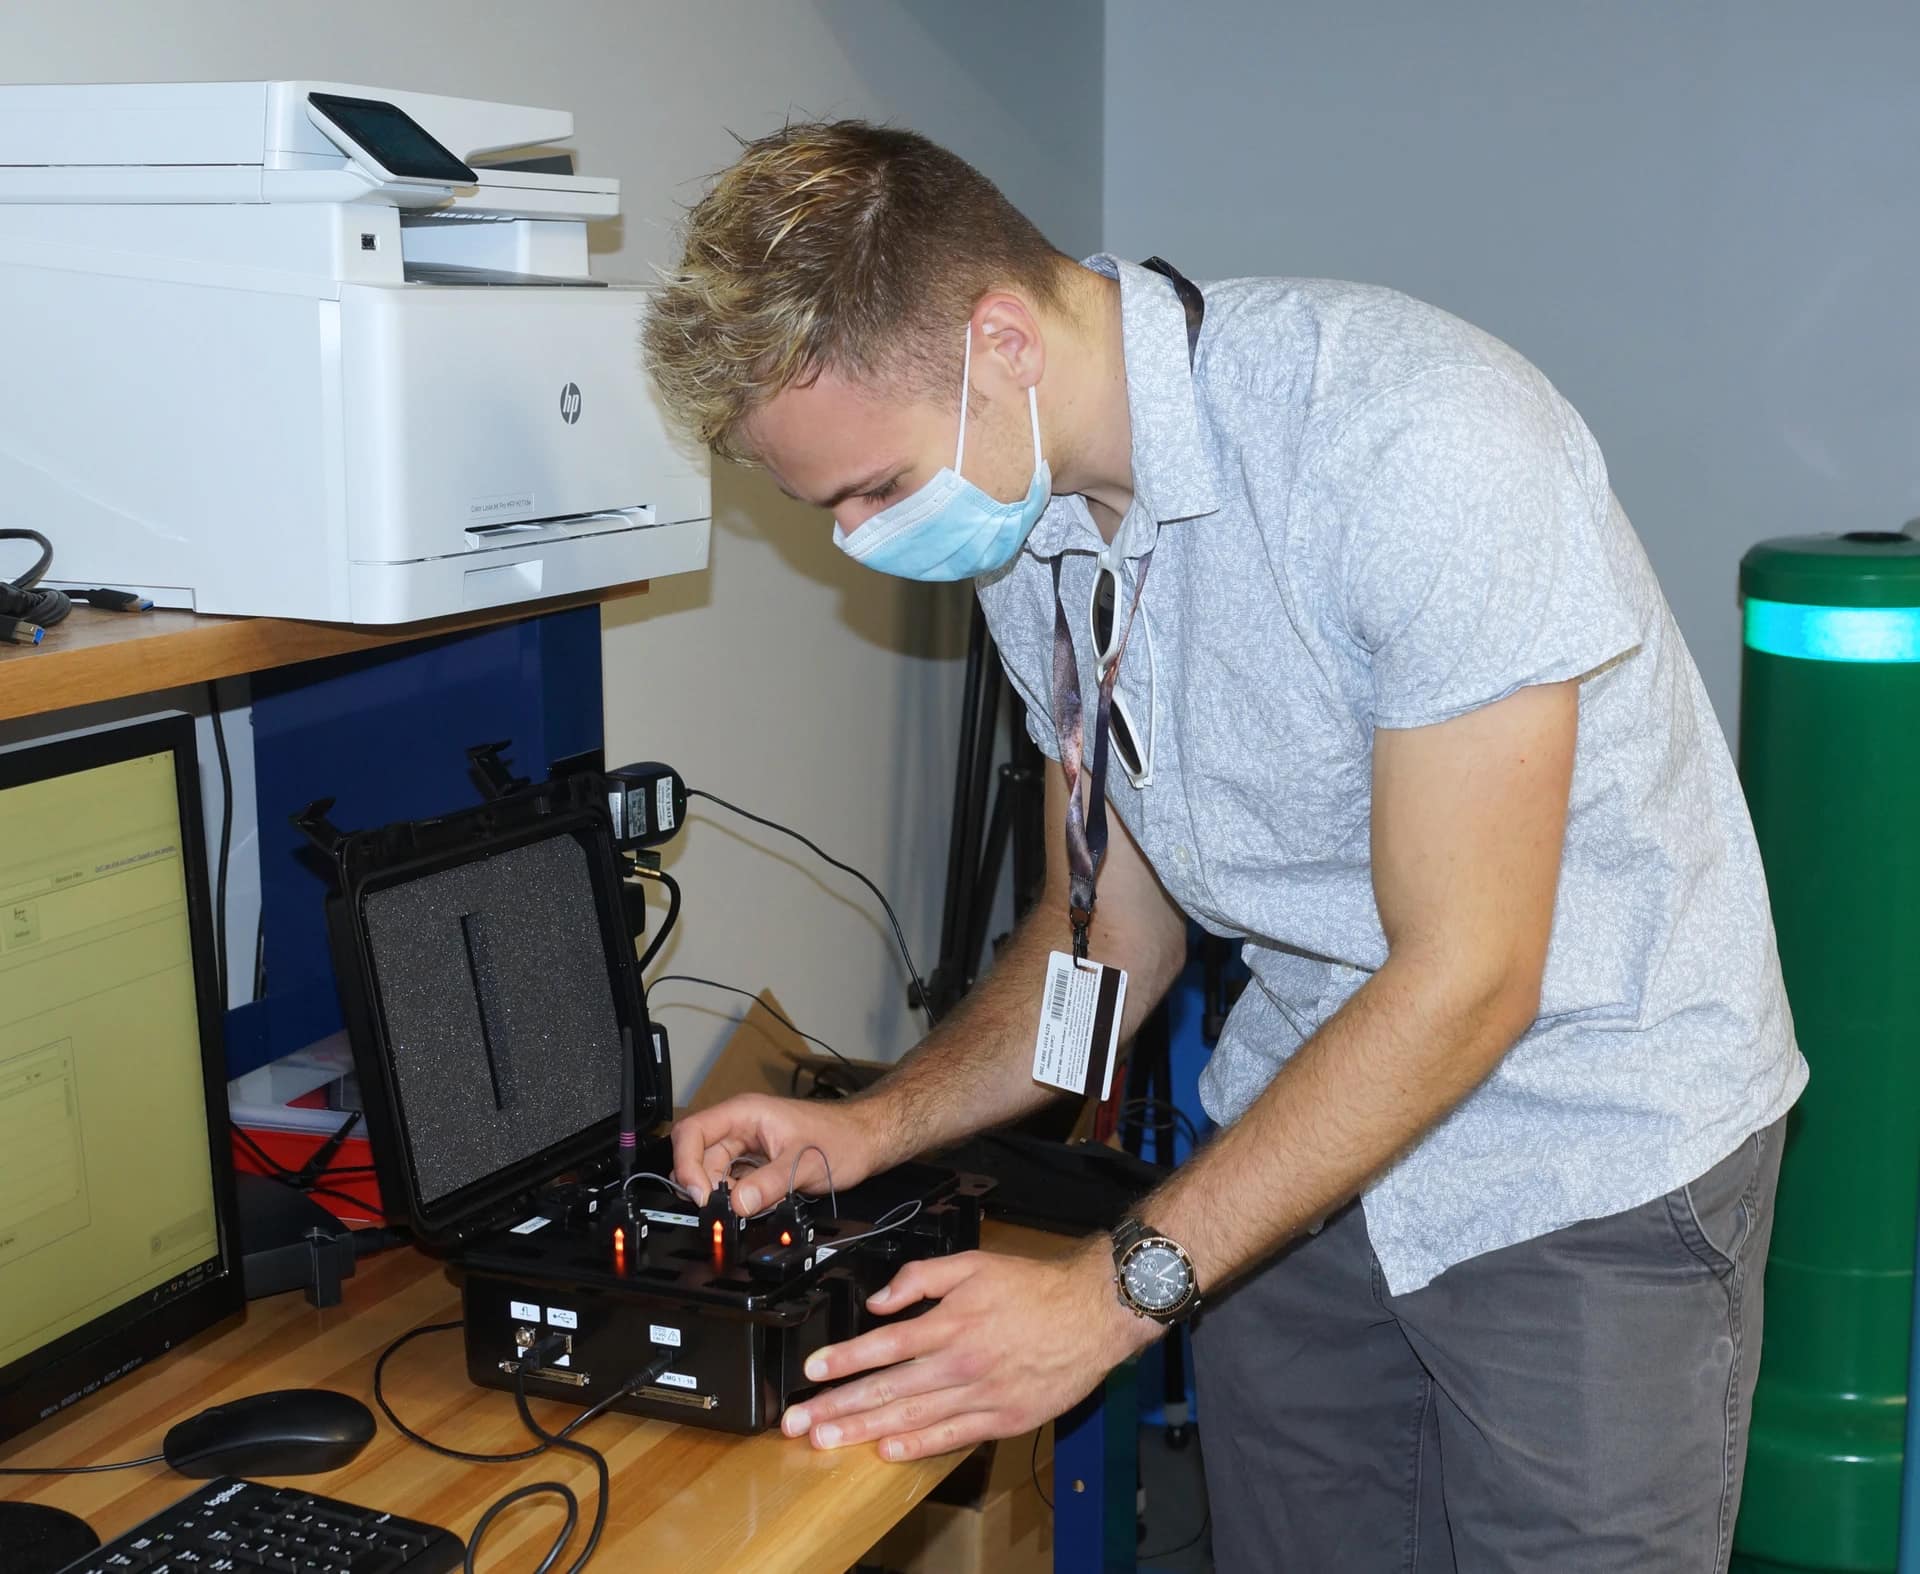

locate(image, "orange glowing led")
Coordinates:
780 1230 793 1247
712 1220 724 1245
613 1225 626 1251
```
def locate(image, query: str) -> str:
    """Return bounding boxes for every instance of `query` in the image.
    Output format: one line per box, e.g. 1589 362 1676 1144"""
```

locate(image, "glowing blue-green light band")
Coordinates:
1744 598 1920 662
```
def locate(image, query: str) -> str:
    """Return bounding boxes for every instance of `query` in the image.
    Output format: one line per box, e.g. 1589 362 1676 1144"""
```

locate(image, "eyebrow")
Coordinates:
781 466 905 513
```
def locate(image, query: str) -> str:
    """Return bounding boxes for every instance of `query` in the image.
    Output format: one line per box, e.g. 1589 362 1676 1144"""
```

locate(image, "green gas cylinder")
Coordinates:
1733 528 1920 1574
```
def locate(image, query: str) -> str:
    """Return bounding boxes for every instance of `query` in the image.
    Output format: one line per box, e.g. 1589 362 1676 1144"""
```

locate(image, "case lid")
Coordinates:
304 774 665 1245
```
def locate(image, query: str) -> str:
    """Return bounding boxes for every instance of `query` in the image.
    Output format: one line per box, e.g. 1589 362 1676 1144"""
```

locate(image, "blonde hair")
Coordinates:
643 120 1071 462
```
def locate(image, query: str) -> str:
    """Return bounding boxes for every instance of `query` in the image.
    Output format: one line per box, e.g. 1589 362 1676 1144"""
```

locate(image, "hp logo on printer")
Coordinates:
559 382 583 424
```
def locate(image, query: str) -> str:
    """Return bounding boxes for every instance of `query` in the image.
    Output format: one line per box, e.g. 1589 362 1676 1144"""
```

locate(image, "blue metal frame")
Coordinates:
225 606 602 1076
1055 1363 1140 1573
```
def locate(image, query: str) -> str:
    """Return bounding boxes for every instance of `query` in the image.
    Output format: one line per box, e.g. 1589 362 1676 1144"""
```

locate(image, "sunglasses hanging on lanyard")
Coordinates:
1030 256 1204 1109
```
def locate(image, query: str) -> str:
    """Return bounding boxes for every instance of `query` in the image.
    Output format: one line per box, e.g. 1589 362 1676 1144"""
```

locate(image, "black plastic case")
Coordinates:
298 774 666 1249
298 773 985 1434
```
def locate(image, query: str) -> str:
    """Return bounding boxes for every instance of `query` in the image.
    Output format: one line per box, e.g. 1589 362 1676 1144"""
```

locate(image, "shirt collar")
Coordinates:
1025 253 1220 563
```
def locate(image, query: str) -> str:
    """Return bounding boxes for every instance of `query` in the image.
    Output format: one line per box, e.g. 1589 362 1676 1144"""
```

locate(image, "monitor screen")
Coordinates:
0 718 240 1445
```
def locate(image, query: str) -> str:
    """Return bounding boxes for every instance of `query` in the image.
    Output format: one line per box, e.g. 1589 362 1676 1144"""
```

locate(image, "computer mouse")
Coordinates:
162 1388 375 1479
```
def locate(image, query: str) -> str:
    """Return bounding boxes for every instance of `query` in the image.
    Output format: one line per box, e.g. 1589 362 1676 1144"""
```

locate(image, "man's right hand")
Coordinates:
670 1093 895 1215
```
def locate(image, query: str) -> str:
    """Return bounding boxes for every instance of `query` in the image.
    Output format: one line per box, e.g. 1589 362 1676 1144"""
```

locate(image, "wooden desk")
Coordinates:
0 583 647 724
0 1223 1062 1573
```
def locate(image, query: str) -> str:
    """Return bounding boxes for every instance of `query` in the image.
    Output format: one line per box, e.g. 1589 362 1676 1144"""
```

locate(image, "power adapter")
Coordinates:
605 762 688 851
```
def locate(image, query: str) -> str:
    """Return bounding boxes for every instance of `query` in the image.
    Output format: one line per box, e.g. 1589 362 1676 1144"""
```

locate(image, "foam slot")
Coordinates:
362 834 622 1205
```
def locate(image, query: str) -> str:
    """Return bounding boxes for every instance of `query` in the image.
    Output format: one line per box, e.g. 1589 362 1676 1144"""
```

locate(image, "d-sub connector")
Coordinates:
542 1367 590 1388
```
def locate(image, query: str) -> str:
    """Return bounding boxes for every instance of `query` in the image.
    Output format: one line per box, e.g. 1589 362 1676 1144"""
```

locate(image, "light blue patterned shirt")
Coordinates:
976 255 1806 1292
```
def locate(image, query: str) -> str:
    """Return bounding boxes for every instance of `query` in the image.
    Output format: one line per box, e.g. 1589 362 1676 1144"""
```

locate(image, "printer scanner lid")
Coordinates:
0 80 616 214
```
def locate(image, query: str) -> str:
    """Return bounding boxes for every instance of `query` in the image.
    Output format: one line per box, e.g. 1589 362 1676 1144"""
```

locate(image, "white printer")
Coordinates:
0 81 710 623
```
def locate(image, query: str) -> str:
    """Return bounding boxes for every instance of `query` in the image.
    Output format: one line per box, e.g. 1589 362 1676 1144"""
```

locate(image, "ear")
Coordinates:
970 292 1046 396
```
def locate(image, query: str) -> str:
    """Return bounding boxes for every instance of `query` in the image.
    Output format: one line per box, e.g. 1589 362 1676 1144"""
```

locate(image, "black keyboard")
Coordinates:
63 1477 464 1574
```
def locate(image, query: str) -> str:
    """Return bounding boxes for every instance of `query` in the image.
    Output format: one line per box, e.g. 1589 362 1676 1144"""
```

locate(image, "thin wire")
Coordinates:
1140 1505 1212 1563
0 1452 165 1477
1118 1097 1201 1151
1030 1428 1052 1511
620 1171 693 1203
206 682 234 1012
821 1197 920 1249
644 974 855 1070
230 1125 382 1217
688 789 936 1030
788 1143 837 1218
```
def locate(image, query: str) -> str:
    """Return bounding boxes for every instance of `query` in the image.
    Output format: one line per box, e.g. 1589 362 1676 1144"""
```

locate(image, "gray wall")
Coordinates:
0 0 1104 1090
1104 0 1919 728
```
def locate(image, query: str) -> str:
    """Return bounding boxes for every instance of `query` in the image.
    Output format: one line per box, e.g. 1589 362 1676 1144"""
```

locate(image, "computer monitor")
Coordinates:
0 715 242 1448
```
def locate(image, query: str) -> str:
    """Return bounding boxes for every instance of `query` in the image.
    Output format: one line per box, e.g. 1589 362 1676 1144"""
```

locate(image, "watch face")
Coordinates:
1123 1241 1190 1312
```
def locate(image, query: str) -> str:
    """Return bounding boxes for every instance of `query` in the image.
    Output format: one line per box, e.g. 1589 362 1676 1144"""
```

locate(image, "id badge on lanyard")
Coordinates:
1029 256 1204 1103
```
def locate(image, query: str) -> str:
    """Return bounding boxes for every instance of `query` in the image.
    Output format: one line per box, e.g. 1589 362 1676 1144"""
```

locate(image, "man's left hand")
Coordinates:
781 1243 1159 1461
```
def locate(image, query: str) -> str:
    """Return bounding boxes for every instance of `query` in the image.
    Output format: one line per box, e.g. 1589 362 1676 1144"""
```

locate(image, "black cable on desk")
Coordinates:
0 1452 165 1477
0 529 70 631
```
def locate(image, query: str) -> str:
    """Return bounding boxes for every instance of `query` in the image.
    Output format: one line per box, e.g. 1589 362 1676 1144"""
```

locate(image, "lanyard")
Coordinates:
1051 257 1205 960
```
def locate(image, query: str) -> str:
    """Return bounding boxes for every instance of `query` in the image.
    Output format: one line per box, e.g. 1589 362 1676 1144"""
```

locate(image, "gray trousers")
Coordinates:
1191 1120 1784 1573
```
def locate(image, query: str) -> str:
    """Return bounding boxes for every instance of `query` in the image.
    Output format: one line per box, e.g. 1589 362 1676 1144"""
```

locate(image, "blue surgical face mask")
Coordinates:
831 328 1050 581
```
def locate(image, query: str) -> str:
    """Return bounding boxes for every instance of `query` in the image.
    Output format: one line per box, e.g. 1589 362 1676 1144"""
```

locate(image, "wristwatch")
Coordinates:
1110 1217 1201 1324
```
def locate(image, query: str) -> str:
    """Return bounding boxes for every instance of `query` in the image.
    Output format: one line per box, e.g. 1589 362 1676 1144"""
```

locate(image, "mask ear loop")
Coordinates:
954 325 973 475
955 323 1044 480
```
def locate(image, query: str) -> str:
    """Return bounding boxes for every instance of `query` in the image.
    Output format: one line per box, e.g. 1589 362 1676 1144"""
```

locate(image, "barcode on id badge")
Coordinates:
1048 968 1072 1022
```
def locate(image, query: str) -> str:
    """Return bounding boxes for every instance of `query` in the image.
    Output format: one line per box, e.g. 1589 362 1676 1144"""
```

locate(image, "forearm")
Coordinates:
1141 953 1536 1292
855 904 1178 1169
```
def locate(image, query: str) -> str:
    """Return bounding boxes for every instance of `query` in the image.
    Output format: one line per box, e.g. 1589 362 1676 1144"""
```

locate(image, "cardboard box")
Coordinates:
687 989 886 1111
859 1425 1054 1574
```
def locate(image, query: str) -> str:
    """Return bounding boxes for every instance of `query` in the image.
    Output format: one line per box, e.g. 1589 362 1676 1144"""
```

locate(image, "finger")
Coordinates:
865 1253 979 1316
806 1385 978 1452
875 1413 1000 1464
780 1356 958 1437
729 1157 785 1215
690 1135 752 1202
735 1140 832 1214
803 1307 954 1384
669 1115 714 1199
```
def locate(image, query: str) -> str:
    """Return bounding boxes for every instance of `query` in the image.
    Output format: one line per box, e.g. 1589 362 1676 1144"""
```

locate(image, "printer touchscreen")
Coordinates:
308 91 478 185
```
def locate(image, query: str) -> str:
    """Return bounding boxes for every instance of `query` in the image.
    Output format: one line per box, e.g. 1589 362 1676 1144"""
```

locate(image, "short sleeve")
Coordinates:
1330 366 1642 729
973 560 1063 761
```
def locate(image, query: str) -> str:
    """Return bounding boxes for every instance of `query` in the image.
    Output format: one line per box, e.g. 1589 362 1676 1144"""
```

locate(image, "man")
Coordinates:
645 120 1805 1571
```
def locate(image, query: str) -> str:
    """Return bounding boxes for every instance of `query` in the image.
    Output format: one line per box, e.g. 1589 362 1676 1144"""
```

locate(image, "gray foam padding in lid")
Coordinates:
362 833 622 1207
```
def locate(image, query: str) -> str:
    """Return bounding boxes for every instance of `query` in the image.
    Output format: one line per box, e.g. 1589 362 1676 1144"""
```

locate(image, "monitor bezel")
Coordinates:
0 714 245 1451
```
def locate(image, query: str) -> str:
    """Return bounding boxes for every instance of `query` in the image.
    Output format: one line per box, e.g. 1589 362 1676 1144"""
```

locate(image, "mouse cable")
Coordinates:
0 1452 165 1476
686 788 936 1032
644 973 855 1072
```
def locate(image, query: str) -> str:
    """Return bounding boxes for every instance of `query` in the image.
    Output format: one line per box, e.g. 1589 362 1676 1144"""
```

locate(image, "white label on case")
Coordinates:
510 1216 551 1235
640 1208 698 1229
648 1324 682 1348
657 1371 697 1391
547 1307 579 1330
510 1301 540 1323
